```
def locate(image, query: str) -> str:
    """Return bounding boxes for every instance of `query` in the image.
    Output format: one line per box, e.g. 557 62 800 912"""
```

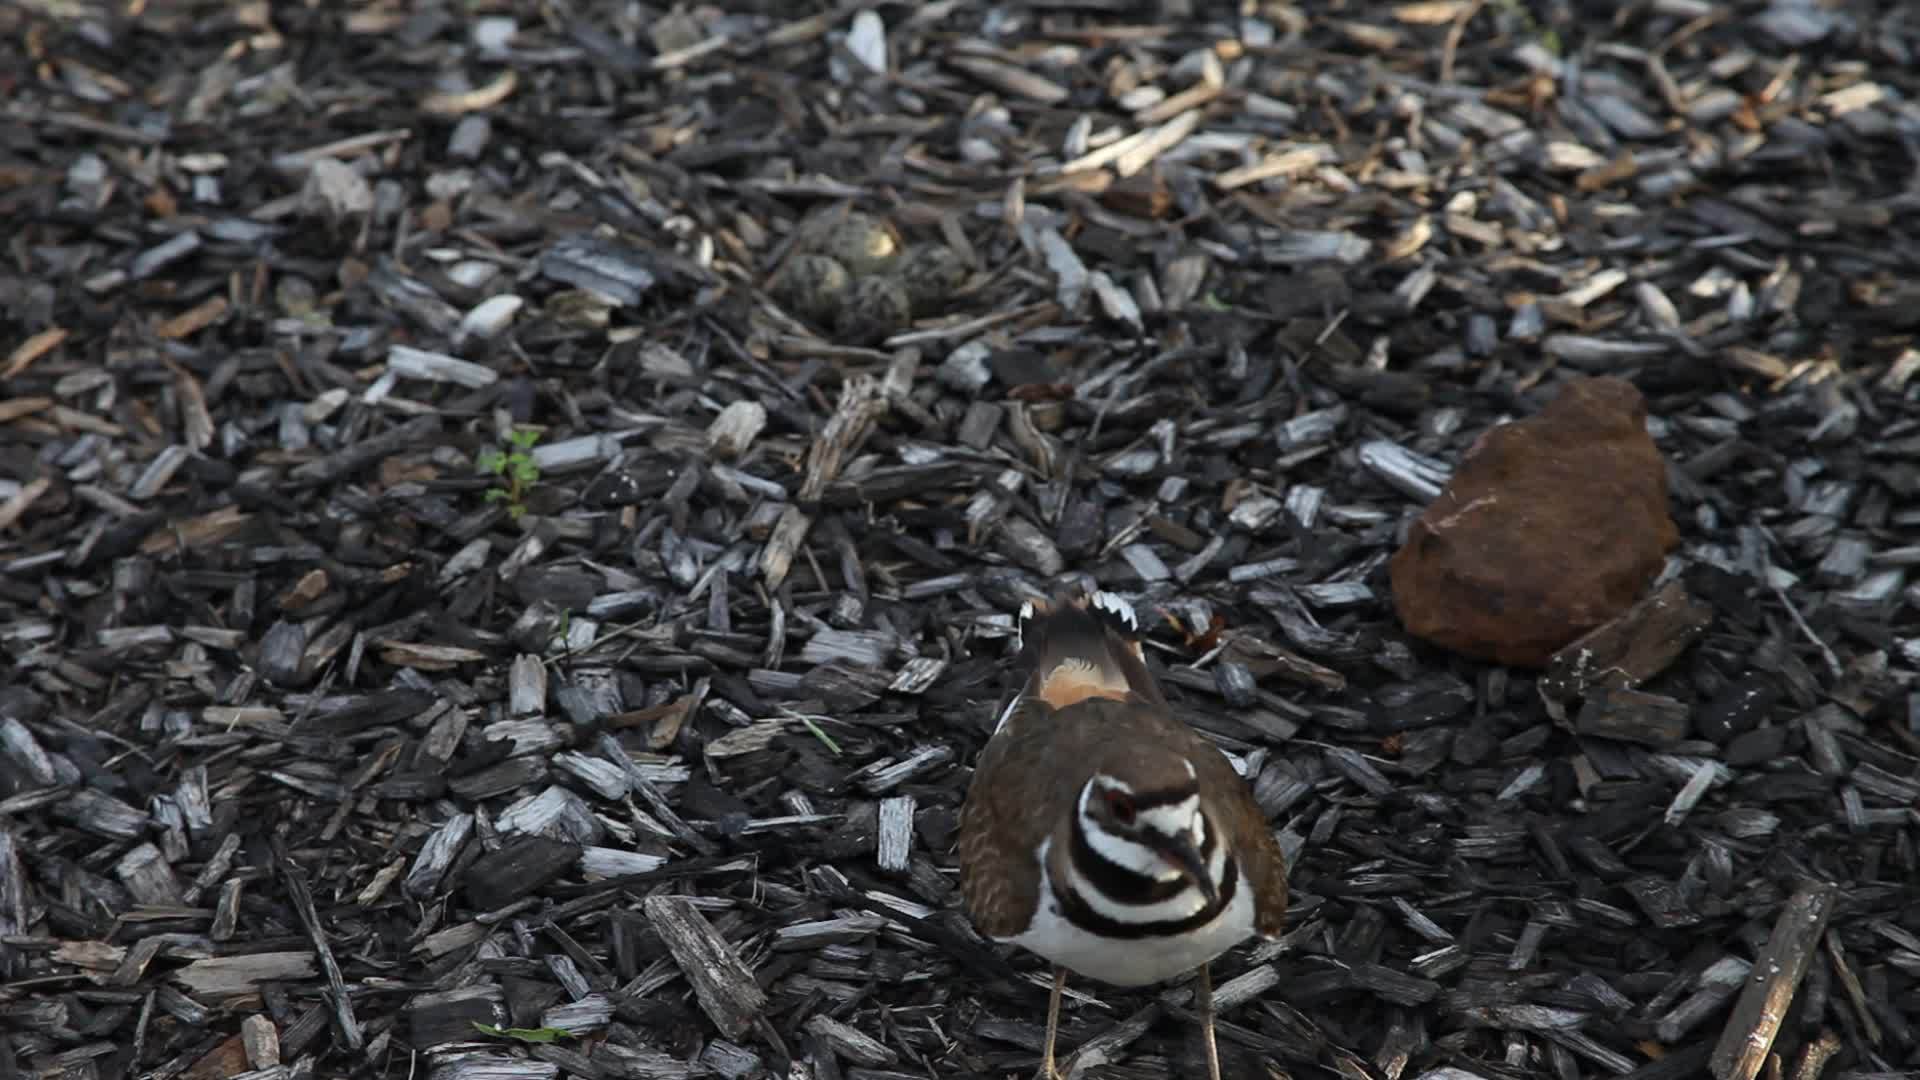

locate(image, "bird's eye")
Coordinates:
1104 790 1136 825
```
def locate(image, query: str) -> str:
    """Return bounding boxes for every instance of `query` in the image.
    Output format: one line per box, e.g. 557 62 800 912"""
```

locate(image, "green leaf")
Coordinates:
477 450 505 474
510 428 540 449
484 488 507 503
471 1021 569 1044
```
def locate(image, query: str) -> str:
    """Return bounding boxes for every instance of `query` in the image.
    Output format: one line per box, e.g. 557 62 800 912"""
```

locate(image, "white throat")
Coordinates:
1002 788 1256 987
1071 768 1229 926
1075 781 1204 882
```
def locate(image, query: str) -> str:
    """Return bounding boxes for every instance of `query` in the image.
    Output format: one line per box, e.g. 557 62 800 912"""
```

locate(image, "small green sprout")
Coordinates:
471 1021 570 1043
799 714 841 756
478 427 542 520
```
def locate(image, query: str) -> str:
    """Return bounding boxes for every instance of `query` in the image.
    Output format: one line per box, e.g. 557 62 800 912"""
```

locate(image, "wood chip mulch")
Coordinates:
1 2 1917 1079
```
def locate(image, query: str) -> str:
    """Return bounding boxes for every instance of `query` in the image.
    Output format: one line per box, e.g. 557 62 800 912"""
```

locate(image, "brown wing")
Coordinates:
956 697 1062 938
1182 728 1291 937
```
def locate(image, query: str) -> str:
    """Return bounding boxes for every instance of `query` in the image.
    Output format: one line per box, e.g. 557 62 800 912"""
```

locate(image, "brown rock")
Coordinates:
1388 376 1680 668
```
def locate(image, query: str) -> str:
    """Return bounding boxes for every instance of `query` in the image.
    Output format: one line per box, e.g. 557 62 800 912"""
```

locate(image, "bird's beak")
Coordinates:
1148 831 1217 905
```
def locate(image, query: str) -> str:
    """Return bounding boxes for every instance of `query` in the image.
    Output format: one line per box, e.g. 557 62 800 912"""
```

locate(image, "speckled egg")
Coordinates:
898 244 969 315
799 208 904 276
835 275 914 346
771 253 852 326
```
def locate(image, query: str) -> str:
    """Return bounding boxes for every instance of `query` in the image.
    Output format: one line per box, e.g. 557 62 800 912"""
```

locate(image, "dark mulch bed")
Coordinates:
2 1 1918 1079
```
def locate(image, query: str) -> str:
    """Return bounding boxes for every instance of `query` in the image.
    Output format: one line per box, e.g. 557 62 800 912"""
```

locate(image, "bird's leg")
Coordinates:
1039 965 1068 1080
1196 962 1221 1080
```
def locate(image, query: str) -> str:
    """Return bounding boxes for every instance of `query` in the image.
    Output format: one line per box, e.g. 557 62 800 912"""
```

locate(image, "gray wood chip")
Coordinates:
876 794 914 872
404 812 473 899
173 952 320 997
1709 882 1838 1080
388 343 498 388
805 1013 899 1067
641 895 768 1042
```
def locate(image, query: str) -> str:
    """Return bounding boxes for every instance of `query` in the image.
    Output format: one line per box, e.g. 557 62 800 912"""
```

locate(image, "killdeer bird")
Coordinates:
956 588 1290 1080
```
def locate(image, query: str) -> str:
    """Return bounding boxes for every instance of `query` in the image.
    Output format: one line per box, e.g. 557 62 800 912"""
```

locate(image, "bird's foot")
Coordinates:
1033 1053 1069 1080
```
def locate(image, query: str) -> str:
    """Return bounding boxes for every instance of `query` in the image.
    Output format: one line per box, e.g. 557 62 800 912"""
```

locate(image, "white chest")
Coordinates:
998 838 1258 987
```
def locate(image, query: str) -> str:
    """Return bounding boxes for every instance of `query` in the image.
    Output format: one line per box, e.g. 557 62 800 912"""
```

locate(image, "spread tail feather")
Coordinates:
1015 588 1165 711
